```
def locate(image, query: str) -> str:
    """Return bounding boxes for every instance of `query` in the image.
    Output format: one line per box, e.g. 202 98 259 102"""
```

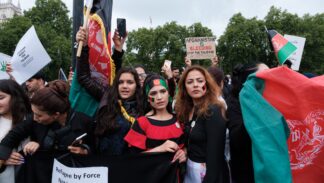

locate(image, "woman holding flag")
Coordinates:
175 66 227 183
76 27 144 155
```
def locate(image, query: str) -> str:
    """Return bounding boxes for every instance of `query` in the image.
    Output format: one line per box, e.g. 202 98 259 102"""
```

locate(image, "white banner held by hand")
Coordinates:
10 26 51 84
52 159 108 183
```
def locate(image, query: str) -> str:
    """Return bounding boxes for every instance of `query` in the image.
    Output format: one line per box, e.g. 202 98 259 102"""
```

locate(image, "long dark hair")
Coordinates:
231 63 258 99
142 74 172 115
0 79 31 126
95 67 143 136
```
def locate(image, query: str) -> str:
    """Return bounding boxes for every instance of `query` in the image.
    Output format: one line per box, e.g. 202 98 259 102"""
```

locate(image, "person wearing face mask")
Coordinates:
0 80 93 183
175 65 227 183
124 74 186 163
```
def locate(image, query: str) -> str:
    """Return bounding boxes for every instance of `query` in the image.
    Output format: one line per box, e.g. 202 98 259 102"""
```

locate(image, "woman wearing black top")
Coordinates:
76 27 144 155
175 66 227 183
0 80 93 182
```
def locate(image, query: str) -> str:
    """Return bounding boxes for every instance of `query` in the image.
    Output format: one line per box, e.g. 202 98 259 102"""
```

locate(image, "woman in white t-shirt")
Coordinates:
0 79 31 183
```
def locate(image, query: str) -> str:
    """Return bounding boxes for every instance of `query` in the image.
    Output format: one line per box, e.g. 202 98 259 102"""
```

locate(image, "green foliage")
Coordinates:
0 0 72 81
218 6 324 74
124 21 214 73
218 13 272 73
0 16 32 54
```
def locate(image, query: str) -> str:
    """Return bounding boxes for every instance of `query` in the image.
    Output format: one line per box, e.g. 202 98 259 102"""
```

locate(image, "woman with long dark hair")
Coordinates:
95 68 144 155
124 74 186 163
76 25 144 155
175 65 227 183
0 79 31 183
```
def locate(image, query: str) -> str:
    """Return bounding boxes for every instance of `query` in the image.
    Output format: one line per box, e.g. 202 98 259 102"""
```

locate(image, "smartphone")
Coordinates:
164 60 172 68
117 18 126 38
71 133 87 146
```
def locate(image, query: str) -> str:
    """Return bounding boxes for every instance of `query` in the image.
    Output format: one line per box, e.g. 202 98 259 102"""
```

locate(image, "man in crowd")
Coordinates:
25 71 46 98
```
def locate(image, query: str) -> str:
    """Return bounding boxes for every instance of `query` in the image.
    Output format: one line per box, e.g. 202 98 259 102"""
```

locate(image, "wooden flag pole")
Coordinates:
76 4 92 57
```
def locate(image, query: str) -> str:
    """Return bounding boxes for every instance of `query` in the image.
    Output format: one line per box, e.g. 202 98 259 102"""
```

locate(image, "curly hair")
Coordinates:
95 67 144 135
175 65 226 123
0 79 31 126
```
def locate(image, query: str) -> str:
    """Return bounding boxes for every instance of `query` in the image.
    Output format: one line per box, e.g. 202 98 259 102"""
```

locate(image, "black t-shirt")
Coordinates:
186 105 226 183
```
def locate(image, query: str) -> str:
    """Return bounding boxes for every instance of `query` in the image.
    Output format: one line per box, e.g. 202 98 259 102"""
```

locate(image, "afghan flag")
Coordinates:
69 0 114 117
240 67 324 183
267 30 297 65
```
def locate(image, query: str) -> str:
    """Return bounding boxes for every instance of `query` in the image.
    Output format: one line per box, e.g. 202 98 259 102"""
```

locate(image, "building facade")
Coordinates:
0 0 22 23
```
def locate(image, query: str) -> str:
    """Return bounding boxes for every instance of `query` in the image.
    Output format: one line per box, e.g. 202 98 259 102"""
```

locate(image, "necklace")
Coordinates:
119 100 135 124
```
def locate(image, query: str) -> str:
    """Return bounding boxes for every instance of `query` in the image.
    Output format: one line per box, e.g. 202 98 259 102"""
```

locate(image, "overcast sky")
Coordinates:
10 0 324 38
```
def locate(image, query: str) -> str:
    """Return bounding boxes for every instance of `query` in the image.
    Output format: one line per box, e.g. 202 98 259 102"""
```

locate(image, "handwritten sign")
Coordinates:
185 37 216 60
52 159 108 183
10 26 51 84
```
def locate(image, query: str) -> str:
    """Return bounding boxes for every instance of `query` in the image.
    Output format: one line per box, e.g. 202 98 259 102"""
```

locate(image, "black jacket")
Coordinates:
0 111 94 183
77 46 124 101
226 95 254 183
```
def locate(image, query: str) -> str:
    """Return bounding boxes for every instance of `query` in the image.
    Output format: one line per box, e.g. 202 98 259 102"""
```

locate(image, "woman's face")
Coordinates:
185 70 207 99
32 105 56 125
118 73 137 100
0 91 11 116
148 85 169 110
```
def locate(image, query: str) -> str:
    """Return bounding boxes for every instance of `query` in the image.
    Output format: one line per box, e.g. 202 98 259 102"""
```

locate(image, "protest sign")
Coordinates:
284 35 306 71
0 52 11 79
52 159 108 183
185 37 216 60
10 26 51 84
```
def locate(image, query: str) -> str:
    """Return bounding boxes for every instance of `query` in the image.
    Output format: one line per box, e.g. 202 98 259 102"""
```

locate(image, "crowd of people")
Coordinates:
0 24 320 183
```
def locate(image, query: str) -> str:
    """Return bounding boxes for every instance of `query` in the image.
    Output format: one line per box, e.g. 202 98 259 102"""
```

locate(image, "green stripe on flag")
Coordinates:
69 70 99 117
278 42 297 65
239 73 292 183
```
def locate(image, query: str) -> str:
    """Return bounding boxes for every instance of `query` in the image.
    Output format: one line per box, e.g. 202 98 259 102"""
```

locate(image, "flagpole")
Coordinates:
76 1 93 57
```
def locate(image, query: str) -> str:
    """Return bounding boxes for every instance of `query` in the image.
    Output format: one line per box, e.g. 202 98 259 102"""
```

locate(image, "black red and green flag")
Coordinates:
240 67 324 183
267 30 297 65
69 0 114 117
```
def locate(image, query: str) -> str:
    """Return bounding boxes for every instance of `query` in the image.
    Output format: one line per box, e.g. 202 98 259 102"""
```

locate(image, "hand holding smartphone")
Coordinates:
164 60 172 69
117 18 126 38
71 133 87 146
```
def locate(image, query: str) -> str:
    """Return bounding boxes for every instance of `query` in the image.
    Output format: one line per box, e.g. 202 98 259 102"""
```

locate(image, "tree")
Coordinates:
124 22 214 72
218 7 324 74
217 13 272 73
0 0 72 81
24 0 72 80
0 16 32 55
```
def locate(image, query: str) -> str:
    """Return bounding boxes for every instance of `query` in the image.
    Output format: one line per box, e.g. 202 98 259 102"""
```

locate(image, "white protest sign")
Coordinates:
10 26 51 84
185 37 216 60
52 159 108 183
0 52 11 79
284 34 306 71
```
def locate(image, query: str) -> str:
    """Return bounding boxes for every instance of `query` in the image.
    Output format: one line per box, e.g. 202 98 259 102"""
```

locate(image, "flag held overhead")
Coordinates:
267 29 297 65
